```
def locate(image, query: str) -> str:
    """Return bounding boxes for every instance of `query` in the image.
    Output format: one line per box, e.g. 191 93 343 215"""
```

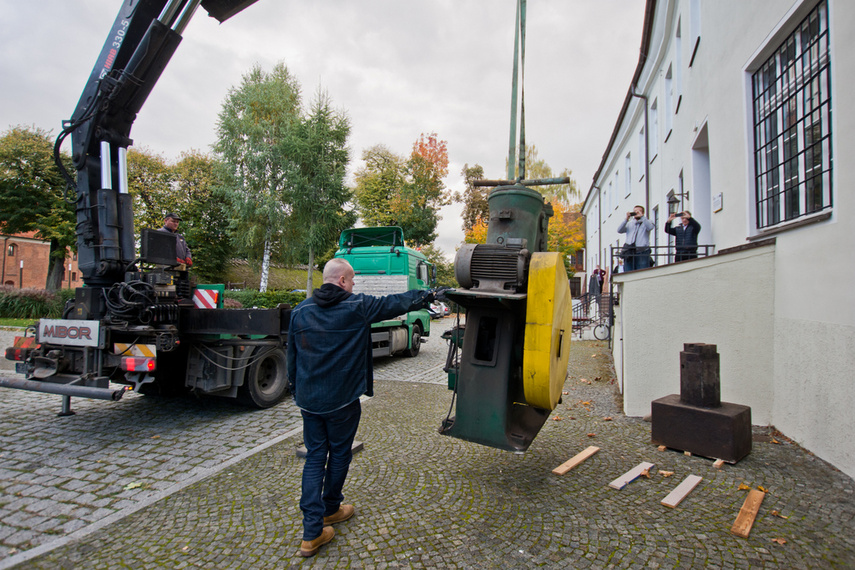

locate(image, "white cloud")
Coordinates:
0 0 645 261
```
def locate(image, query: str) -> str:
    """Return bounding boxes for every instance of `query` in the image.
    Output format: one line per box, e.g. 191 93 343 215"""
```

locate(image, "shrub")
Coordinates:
0 287 73 319
0 286 305 319
224 289 306 308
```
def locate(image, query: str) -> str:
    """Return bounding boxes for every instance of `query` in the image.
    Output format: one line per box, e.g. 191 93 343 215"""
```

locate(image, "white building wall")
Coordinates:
613 243 776 421
585 0 855 479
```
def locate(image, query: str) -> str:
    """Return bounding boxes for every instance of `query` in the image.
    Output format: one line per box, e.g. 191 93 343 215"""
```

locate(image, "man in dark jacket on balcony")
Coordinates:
666 210 702 261
286 258 433 557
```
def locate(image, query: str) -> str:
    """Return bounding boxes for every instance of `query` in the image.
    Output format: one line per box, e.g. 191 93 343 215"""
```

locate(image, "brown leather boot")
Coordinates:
323 504 355 526
299 526 334 557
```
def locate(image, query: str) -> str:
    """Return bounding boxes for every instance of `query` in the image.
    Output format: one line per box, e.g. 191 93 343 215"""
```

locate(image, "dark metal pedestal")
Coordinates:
651 343 752 463
651 394 751 463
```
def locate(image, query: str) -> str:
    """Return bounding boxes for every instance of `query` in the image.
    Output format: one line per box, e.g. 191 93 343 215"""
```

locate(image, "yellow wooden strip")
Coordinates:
552 446 600 475
661 474 702 508
731 489 766 538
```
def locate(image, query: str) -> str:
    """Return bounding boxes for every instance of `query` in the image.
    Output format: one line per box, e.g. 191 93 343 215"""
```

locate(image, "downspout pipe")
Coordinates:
1 236 7 284
594 186 602 268
630 86 650 215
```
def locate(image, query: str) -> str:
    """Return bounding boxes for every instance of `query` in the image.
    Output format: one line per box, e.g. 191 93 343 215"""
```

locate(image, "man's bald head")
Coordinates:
323 258 355 293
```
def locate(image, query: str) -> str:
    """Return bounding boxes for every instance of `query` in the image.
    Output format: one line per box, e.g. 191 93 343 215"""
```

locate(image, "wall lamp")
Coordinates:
667 192 689 213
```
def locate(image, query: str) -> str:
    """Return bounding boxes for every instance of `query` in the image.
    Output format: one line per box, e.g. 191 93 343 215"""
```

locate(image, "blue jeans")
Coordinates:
300 399 361 540
625 248 651 272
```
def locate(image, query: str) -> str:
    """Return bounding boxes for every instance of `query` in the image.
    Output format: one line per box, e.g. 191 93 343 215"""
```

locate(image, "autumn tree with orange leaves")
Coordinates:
353 132 450 247
464 200 584 277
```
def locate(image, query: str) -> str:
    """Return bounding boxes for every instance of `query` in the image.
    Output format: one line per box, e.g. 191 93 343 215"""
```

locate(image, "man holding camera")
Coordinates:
617 205 655 271
666 210 701 261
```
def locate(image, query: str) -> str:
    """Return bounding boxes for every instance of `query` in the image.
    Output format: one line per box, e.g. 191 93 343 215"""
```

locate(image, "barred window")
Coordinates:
752 1 831 229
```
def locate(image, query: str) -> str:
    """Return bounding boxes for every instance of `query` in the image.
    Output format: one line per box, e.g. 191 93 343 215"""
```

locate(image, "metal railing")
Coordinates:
610 244 715 274
572 291 615 341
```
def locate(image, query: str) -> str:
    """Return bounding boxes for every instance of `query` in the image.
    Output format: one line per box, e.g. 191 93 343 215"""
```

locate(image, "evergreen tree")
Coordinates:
290 90 356 291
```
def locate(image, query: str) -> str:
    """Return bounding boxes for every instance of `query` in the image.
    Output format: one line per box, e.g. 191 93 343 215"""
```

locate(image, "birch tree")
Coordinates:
214 63 302 292
289 90 355 292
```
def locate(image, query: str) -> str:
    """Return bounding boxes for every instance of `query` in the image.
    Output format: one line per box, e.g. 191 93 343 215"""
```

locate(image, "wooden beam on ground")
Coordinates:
731 489 766 538
661 474 703 508
552 446 600 475
609 461 655 490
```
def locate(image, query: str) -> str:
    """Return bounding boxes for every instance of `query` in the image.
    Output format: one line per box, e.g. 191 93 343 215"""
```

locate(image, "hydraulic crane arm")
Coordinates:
55 0 260 290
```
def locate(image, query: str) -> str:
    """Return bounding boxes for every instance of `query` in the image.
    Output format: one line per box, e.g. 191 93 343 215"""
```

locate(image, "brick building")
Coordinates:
1 231 81 289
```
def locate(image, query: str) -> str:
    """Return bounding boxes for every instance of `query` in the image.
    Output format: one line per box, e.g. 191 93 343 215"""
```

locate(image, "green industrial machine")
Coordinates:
439 0 573 452
441 185 572 452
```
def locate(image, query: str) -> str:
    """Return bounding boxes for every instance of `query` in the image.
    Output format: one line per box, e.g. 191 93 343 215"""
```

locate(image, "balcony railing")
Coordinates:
609 244 715 274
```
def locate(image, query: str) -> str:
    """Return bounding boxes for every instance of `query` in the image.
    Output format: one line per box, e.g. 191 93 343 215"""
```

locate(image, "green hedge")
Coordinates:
224 289 307 308
0 287 75 319
0 286 306 319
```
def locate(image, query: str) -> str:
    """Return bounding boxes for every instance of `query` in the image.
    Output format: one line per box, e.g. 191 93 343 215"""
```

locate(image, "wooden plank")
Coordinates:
731 489 766 538
552 446 600 475
713 459 725 469
661 474 703 508
608 462 655 490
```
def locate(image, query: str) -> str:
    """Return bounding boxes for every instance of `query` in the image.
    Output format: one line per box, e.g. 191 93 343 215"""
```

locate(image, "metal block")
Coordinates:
651 394 752 463
680 343 721 408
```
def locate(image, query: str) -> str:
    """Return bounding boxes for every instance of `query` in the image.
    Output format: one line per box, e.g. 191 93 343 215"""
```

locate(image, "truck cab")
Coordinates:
335 227 435 357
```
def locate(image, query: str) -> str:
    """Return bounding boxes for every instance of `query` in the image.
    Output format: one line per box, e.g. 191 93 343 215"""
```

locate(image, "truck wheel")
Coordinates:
405 323 422 357
238 347 290 408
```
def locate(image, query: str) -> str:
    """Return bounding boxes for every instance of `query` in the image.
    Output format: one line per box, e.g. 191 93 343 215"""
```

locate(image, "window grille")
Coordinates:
752 0 831 229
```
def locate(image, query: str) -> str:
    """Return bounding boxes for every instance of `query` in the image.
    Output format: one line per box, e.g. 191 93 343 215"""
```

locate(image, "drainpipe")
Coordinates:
593 186 602 268
1 236 7 283
630 86 650 214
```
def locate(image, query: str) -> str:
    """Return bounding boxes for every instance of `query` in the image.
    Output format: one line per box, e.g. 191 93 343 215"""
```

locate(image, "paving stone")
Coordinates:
1 333 854 568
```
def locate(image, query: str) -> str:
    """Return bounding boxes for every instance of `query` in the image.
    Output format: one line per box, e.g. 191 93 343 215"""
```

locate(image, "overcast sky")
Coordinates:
0 0 645 259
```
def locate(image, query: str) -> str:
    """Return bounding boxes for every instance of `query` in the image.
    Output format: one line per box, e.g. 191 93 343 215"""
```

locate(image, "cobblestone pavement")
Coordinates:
2 317 854 569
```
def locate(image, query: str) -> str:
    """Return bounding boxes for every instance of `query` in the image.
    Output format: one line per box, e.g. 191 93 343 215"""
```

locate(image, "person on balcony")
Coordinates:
666 210 702 261
617 205 655 271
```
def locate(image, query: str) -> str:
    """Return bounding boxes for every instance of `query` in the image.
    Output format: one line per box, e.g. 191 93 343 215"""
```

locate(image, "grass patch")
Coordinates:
0 318 32 328
223 261 321 291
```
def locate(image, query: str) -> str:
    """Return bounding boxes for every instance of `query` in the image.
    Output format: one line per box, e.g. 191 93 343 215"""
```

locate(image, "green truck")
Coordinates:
334 227 435 357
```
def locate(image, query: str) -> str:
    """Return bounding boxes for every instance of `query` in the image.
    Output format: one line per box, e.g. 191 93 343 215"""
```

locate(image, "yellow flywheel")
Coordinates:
523 252 573 410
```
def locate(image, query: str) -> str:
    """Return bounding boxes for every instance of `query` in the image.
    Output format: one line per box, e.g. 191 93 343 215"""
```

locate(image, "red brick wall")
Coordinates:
1 232 82 289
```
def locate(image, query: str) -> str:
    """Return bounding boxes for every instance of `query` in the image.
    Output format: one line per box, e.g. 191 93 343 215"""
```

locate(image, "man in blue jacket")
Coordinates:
287 258 433 557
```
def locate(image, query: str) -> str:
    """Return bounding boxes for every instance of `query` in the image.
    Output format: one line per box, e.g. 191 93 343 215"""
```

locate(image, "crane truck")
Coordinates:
0 0 295 415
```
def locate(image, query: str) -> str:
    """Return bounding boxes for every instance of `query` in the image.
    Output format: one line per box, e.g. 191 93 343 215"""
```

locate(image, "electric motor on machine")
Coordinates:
454 241 530 294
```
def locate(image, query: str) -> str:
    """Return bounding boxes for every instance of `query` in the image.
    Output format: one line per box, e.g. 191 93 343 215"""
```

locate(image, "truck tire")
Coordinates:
237 346 290 408
405 323 422 357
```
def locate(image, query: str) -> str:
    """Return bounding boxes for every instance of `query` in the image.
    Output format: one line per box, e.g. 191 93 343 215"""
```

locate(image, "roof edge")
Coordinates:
583 0 656 210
